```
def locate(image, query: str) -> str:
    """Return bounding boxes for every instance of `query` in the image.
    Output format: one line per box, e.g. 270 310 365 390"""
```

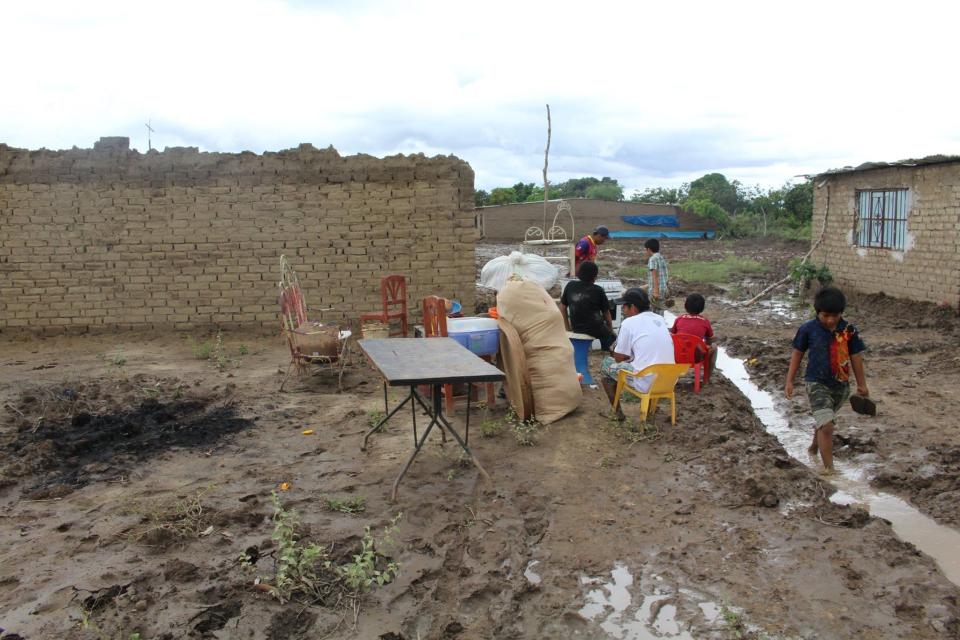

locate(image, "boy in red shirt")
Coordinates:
669 293 716 376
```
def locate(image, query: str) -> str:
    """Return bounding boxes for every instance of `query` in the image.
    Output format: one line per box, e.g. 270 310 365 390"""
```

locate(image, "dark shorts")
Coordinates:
598 332 617 352
806 381 850 428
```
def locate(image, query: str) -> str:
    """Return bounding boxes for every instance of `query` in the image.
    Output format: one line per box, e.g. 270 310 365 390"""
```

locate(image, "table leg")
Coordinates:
390 384 493 501
361 390 414 451
465 382 471 445
391 395 442 501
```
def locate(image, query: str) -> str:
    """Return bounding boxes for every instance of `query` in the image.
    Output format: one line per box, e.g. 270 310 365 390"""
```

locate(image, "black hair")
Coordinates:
621 287 650 313
577 260 599 283
814 286 846 314
644 238 660 252
684 293 706 314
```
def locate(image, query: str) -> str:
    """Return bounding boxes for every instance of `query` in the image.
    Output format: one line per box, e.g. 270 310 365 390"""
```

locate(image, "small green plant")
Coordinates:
112 349 127 367
788 259 833 288
720 605 746 638
267 493 401 605
338 514 402 592
599 456 615 469
511 420 538 446
480 418 504 438
325 496 366 514
367 409 386 431
606 416 660 445
238 344 250 356
191 338 214 360
213 331 228 371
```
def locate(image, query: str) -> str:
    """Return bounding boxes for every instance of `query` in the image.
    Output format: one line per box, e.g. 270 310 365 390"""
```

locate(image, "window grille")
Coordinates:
855 189 909 250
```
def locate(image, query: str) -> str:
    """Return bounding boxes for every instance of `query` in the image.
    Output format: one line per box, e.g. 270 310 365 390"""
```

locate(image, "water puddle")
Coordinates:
577 563 730 639
715 347 960 587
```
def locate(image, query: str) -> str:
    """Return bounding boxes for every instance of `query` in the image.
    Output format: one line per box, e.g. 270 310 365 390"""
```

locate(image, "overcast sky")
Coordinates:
5 1 959 194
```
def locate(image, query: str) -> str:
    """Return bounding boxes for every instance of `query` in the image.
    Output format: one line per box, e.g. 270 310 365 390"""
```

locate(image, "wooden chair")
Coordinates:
278 256 350 391
422 295 496 416
671 333 711 392
360 275 408 337
612 363 690 425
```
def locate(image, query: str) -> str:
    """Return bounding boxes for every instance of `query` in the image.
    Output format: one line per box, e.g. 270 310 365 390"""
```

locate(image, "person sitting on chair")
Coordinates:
599 288 675 420
560 261 616 352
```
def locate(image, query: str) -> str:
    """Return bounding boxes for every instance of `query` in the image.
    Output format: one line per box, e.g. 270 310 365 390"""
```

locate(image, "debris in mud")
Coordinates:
1 378 253 497
191 601 242 633
80 583 130 612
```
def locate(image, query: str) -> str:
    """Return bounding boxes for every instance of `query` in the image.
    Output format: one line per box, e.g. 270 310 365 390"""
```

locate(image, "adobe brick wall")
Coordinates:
477 198 717 240
810 163 960 306
0 138 476 333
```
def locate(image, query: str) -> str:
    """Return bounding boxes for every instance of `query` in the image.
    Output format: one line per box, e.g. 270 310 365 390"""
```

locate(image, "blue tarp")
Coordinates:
621 215 679 227
609 230 716 239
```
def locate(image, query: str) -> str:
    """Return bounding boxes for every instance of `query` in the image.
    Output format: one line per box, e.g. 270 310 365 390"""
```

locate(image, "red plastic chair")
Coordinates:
671 333 710 392
360 275 408 337
422 295 495 416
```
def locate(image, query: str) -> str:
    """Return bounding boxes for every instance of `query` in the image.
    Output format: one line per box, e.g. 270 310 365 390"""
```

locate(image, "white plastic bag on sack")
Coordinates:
479 251 559 292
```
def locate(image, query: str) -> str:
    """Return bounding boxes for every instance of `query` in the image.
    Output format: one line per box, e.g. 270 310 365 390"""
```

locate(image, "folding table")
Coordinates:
358 338 505 500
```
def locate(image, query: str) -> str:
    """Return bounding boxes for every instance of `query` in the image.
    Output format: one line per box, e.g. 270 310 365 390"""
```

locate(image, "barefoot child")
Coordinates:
784 287 868 473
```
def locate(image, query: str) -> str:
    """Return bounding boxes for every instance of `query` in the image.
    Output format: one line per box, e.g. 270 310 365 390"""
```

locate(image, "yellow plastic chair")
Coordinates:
612 363 691 425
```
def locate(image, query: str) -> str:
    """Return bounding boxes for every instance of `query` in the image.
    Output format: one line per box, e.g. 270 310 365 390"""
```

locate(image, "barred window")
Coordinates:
855 189 909 250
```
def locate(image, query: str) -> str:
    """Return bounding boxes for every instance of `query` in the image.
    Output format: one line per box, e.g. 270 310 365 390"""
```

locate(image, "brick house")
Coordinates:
810 156 960 308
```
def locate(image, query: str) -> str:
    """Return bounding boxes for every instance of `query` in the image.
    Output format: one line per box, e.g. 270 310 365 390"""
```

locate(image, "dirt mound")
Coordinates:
1 377 253 498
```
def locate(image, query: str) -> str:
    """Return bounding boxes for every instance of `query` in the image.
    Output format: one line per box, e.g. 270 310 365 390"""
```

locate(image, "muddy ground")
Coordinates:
1 238 959 639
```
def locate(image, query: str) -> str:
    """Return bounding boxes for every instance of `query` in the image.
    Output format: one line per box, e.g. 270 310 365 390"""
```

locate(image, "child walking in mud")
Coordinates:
784 287 868 473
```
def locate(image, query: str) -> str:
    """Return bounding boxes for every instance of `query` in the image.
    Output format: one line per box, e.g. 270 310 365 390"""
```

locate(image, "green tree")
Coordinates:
488 187 518 206
511 182 537 203
525 185 546 202
687 173 746 214
782 180 813 224
683 198 731 232
630 186 688 204
586 183 624 201
474 189 489 207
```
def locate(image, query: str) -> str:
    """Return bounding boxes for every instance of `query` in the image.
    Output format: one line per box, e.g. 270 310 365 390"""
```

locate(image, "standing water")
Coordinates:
715 346 960 587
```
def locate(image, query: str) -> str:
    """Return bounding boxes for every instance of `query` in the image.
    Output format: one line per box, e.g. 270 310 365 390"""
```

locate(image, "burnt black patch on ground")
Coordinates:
2 380 253 497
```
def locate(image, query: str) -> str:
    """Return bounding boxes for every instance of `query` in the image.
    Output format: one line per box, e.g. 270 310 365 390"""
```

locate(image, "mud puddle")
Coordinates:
577 563 733 639
715 347 960 587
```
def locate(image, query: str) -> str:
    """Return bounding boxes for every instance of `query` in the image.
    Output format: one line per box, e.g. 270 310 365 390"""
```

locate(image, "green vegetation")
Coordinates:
788 259 833 288
479 170 813 241
264 492 401 604
476 176 625 206
367 409 386 432
605 416 661 445
325 496 366 514
620 253 766 284
238 344 250 356
480 418 505 438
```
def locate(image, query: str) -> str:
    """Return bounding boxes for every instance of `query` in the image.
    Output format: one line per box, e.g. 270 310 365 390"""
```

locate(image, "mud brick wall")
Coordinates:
0 138 476 333
478 199 717 240
810 163 960 307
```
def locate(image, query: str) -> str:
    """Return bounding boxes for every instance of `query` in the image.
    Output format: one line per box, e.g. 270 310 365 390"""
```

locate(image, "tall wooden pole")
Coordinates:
542 104 551 236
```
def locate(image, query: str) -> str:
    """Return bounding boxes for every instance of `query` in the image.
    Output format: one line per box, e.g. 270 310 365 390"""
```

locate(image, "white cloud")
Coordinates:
3 0 959 193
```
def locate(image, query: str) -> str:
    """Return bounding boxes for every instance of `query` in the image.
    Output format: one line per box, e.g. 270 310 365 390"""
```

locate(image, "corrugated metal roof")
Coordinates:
813 154 960 178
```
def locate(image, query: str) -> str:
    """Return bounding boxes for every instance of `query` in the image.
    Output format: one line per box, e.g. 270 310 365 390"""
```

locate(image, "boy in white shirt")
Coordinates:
599 288 675 420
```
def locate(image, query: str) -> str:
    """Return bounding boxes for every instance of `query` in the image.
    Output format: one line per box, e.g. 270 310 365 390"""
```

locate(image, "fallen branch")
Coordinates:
740 181 831 307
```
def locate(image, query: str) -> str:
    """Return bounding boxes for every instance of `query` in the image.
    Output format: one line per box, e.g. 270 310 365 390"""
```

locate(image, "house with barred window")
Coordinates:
810 156 960 308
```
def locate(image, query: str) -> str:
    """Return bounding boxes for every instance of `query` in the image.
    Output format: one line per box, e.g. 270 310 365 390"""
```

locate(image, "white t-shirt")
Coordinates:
613 311 675 392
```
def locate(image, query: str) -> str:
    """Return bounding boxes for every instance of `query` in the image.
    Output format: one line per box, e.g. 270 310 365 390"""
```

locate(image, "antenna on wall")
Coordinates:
145 119 155 151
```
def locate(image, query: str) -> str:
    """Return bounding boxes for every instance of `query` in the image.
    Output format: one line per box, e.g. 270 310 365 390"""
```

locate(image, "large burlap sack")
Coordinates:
480 251 559 292
497 279 581 424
